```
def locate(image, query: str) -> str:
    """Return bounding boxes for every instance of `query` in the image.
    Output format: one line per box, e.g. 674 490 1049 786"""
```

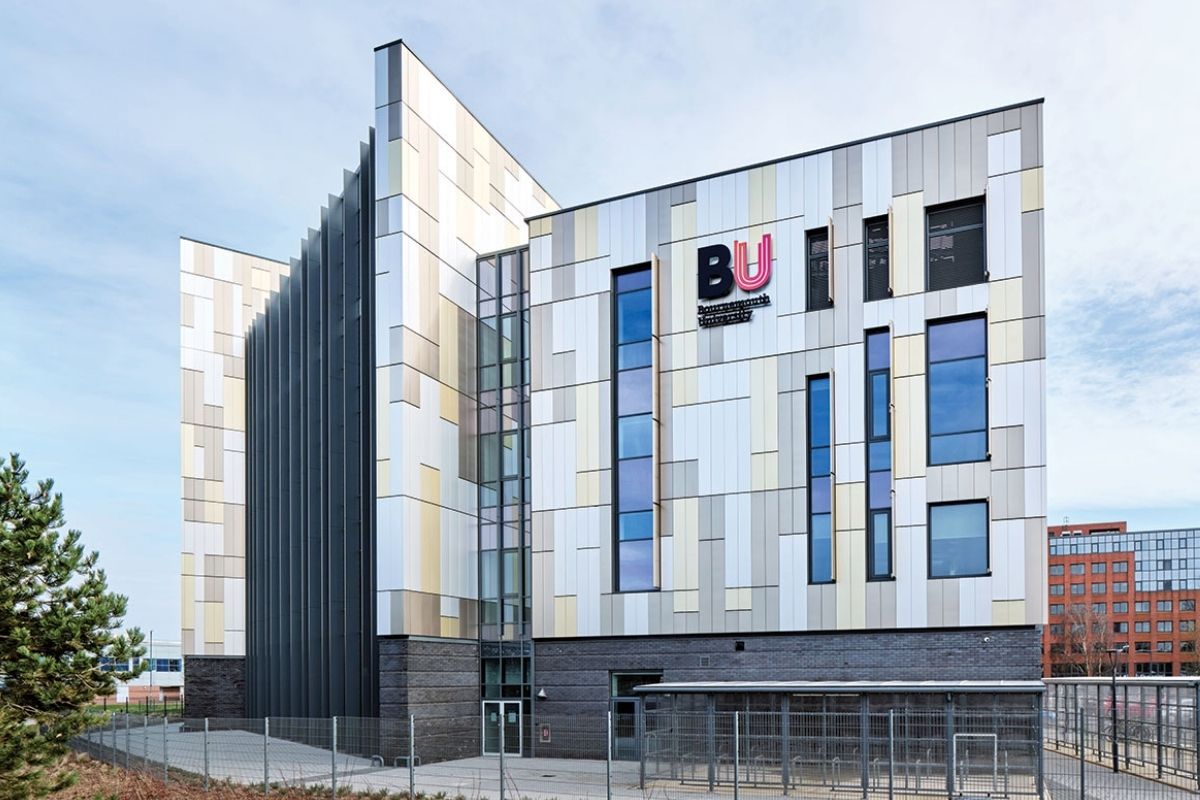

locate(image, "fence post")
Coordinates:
1194 684 1200 792
409 714 415 800
638 702 646 791
887 709 895 800
945 699 955 798
1156 684 1164 779
499 710 505 800
331 716 338 798
204 718 210 791
125 714 130 769
111 715 118 766
1076 706 1085 799
263 717 270 795
162 714 169 785
606 709 613 800
143 714 149 771
781 695 791 794
860 699 869 800
706 697 716 792
733 710 740 800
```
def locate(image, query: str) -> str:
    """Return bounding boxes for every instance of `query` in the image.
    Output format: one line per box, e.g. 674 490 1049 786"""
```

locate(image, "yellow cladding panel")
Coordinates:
439 384 459 424
835 526 866 629
751 452 779 491
750 357 779 453
993 599 1026 625
182 553 195 575
419 466 441 593
891 192 924 296
893 334 925 379
376 367 391 453
181 424 195 478
438 298 459 391
440 616 460 637
674 589 700 613
988 319 1024 365
575 383 601 471
181 578 195 628
1020 168 1044 212
988 278 1023 323
575 471 600 506
725 587 752 611
223 376 245 431
204 602 225 643
554 596 577 636
833 482 865 532
893 376 927 478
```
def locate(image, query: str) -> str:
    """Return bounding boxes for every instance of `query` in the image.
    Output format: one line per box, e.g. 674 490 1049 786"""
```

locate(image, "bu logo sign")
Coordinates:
697 234 773 300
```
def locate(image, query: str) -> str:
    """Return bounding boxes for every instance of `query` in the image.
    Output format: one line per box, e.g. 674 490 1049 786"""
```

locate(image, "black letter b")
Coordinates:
698 244 733 300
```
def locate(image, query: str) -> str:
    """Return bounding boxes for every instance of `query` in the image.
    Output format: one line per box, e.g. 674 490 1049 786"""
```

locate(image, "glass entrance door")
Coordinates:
482 700 521 756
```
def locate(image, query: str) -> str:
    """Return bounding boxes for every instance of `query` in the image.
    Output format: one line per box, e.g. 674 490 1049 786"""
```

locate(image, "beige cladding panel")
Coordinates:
530 102 1045 639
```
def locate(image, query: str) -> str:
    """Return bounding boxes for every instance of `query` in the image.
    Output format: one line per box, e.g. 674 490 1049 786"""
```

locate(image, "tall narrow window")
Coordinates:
613 266 654 592
806 231 832 311
927 200 986 290
865 330 891 579
863 218 890 302
927 315 987 465
808 375 833 583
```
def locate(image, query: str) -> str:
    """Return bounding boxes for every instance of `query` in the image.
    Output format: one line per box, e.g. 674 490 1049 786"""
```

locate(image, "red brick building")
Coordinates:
1044 522 1200 677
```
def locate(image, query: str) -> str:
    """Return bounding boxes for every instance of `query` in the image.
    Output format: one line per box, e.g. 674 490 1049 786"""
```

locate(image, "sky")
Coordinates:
1 1 1198 639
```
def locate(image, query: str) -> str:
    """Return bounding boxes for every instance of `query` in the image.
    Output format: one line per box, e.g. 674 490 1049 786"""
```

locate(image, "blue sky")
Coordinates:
1 1 1197 639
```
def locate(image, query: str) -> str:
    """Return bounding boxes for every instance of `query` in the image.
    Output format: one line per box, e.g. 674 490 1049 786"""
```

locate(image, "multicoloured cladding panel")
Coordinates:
372 42 555 638
528 102 1047 638
179 238 288 656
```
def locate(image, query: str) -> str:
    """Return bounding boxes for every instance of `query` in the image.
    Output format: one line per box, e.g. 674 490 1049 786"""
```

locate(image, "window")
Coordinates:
1136 601 1150 613
1158 642 1174 653
1158 600 1173 612
927 200 986 290
1135 621 1150 633
1050 643 1064 654
863 217 890 301
1092 563 1107 574
1049 624 1063 636
806 230 832 311
1113 602 1128 614
1049 584 1064 596
1184 641 1196 653
1113 582 1128 594
1070 584 1085 596
1114 622 1128 634
1070 563 1085 575
1183 600 1196 612
1182 620 1196 633
1158 621 1174 633
1050 604 1064 615
1136 642 1151 653
613 266 655 592
927 316 987 465
1049 565 1064 576
865 330 891 580
1113 561 1129 573
1092 603 1106 614
928 501 988 578
1091 583 1106 594
808 375 833 583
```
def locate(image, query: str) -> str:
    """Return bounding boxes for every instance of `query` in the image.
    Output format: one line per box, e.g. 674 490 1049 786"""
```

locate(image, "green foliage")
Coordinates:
0 453 145 799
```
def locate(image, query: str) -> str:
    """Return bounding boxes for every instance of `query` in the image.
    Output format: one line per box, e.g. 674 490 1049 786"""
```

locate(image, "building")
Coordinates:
98 638 184 705
1044 522 1200 677
181 39 1048 756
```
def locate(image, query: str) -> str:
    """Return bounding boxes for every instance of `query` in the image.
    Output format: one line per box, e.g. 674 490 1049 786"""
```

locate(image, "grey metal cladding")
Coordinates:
245 137 376 719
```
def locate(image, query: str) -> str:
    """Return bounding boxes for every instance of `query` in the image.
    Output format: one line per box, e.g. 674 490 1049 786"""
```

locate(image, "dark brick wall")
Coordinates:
183 656 246 718
532 626 1041 755
378 636 479 762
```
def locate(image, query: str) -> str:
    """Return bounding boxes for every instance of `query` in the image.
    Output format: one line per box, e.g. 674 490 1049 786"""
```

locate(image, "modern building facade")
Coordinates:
182 39 1048 756
1044 522 1200 677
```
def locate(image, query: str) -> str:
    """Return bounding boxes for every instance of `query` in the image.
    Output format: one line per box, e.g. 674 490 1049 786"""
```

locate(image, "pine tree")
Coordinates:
0 453 145 799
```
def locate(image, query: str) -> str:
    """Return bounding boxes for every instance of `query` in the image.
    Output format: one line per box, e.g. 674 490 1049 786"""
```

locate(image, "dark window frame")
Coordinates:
864 328 893 582
927 499 990 580
610 262 658 594
863 215 891 302
806 228 833 312
925 197 987 291
807 374 834 585
926 312 989 467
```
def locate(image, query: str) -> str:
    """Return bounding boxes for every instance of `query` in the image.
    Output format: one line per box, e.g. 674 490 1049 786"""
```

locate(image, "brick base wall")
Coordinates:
378 636 479 762
183 655 246 718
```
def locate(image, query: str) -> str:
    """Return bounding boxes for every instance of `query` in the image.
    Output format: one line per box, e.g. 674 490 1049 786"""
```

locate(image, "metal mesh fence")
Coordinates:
72 705 1197 798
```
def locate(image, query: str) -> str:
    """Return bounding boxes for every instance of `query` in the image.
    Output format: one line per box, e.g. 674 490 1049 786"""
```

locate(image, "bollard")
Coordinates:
606 710 613 800
409 714 415 800
733 711 740 800
162 715 169 785
331 716 338 798
204 718 210 791
263 717 270 795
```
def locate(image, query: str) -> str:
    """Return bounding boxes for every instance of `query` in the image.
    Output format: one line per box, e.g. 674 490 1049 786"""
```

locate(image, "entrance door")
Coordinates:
610 672 662 761
482 700 521 756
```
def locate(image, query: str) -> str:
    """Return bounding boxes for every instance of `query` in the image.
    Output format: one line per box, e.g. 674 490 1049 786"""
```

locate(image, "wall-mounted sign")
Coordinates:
539 723 551 743
697 233 772 327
